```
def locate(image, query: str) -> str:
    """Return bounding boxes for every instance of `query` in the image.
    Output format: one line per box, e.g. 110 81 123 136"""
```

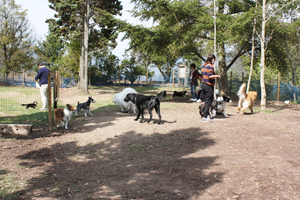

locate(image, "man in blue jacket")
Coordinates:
35 62 50 110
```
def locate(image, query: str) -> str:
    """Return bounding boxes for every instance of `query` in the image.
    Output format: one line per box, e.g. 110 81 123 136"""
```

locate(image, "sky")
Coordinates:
14 0 150 60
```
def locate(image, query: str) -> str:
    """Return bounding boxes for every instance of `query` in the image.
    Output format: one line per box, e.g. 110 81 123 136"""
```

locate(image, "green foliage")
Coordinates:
0 0 35 76
120 55 148 84
35 32 65 65
89 52 119 84
54 40 80 78
47 0 123 53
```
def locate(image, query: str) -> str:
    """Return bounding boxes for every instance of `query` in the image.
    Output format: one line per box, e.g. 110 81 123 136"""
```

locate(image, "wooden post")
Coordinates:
230 71 232 93
172 69 175 88
53 71 60 102
47 73 52 132
242 71 244 83
277 72 281 101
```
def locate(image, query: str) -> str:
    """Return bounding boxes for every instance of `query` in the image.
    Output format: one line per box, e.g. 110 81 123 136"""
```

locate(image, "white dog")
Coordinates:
113 87 137 114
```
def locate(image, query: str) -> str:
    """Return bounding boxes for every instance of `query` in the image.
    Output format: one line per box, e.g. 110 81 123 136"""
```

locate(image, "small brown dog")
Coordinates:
236 83 257 115
54 100 76 129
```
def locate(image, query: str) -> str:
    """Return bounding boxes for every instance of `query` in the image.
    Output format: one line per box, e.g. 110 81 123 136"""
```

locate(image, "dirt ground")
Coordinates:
1 86 300 200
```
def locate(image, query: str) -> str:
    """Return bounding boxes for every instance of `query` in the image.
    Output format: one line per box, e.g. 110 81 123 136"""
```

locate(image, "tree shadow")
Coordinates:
4 128 224 199
0 105 133 140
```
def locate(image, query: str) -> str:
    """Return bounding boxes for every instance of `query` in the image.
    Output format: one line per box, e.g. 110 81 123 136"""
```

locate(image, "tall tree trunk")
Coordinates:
285 32 297 102
247 2 257 93
260 0 267 110
79 0 89 94
79 33 84 89
218 43 228 95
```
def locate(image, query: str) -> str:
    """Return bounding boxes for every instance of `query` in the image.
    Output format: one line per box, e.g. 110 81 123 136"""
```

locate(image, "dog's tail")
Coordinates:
54 98 58 109
77 101 79 105
237 83 247 100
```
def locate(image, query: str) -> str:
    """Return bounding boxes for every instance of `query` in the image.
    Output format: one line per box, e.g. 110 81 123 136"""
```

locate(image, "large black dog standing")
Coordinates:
124 91 166 124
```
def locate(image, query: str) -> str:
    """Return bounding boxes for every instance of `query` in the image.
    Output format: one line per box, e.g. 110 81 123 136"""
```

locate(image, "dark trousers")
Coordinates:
202 83 214 118
197 89 205 100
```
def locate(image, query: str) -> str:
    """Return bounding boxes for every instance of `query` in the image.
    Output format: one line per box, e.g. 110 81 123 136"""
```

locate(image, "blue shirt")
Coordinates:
35 66 50 86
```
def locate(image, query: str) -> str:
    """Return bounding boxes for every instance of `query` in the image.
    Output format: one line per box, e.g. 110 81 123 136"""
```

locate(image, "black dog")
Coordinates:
170 91 187 99
199 95 232 118
21 101 38 109
199 103 205 118
124 91 167 124
75 97 96 117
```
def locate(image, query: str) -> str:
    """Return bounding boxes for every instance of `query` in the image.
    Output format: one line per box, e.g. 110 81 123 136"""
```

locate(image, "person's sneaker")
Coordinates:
190 98 194 101
202 116 214 122
196 99 202 103
193 98 197 102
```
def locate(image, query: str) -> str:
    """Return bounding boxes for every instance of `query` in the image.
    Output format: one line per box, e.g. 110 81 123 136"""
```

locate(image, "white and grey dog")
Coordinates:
113 87 137 114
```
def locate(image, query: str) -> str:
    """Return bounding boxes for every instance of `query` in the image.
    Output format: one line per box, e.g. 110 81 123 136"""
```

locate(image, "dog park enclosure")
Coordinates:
1 85 300 199
0 68 300 131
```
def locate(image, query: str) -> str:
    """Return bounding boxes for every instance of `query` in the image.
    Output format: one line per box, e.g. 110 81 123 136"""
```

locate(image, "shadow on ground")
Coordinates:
4 128 224 200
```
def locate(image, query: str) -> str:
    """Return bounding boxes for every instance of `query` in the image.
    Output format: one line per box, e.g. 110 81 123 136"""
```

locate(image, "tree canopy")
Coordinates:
0 0 35 79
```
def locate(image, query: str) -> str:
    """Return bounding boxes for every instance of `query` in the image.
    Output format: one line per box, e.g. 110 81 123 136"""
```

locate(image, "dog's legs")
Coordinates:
88 109 93 116
155 105 161 124
54 116 60 127
211 109 216 117
223 109 227 117
236 97 244 113
84 109 87 117
147 108 153 123
241 108 246 115
250 106 254 113
140 109 144 123
135 109 141 121
75 110 78 116
65 120 68 129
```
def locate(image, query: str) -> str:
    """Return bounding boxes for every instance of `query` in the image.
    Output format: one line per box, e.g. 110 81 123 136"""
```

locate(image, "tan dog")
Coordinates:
236 83 257 115
54 104 76 129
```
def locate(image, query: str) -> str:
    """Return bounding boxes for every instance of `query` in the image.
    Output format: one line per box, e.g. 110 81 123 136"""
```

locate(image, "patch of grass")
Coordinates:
0 172 20 196
0 86 51 124
49 186 60 193
262 110 274 113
